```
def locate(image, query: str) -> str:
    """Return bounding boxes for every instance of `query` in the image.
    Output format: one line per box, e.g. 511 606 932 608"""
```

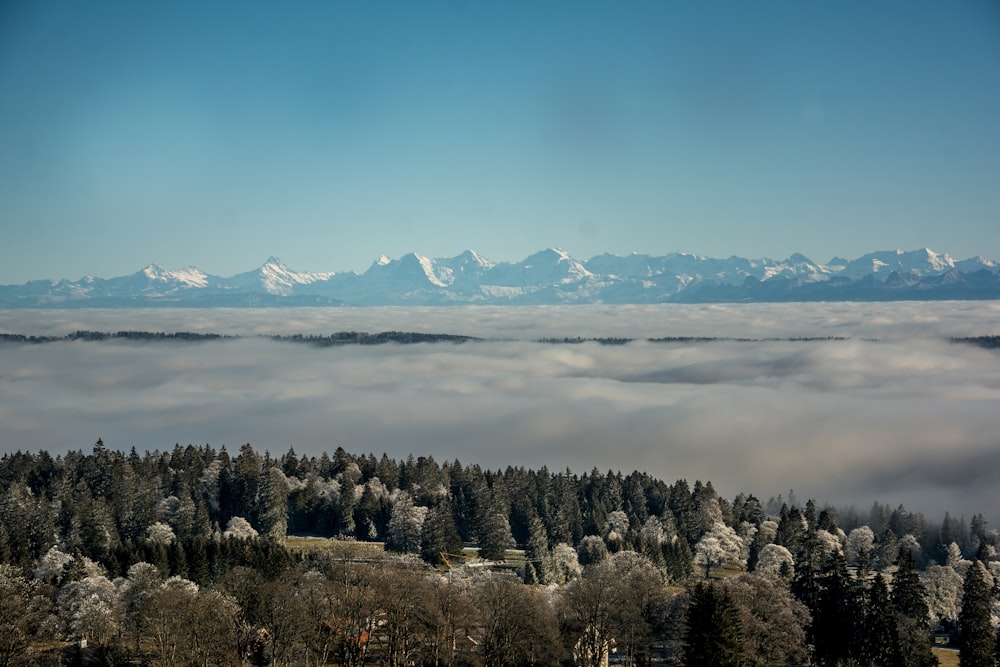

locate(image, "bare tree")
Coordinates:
475 577 562 667
558 551 670 667
413 576 479 667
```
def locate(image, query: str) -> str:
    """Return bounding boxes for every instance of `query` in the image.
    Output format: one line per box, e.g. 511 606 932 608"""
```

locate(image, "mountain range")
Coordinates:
3 248 999 307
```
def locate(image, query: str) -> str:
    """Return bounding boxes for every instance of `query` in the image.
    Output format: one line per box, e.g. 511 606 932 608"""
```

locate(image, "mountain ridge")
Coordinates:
3 248 999 308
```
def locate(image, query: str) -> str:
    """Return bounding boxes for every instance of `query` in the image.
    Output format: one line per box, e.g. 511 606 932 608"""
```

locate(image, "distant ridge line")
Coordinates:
2 247 999 307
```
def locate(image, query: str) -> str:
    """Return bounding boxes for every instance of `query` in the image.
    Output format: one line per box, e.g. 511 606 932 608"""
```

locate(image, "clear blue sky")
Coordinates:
1 0 998 283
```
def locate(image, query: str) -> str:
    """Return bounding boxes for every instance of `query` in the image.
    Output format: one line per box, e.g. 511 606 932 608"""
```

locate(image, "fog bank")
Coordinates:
1 302 999 520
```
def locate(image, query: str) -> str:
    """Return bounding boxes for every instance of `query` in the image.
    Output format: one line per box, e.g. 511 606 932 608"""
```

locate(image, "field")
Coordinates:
932 647 959 667
284 535 387 559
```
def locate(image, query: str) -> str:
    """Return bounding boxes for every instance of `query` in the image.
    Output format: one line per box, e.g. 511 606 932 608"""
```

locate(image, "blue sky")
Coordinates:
1 1 998 283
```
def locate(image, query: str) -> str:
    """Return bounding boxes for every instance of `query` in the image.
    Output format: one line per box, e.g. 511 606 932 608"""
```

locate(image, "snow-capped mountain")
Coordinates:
835 248 957 278
220 257 335 296
2 248 998 308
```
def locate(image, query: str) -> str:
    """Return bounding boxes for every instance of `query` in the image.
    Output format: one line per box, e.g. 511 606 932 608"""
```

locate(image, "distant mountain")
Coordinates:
2 248 999 308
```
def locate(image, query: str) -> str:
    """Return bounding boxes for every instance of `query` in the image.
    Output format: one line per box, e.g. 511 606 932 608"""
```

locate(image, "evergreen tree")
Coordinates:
478 508 514 561
959 560 996 667
812 552 853 667
420 501 463 566
893 548 937 667
683 581 743 667
859 574 902 667
524 514 552 583
336 473 357 536
231 443 262 522
257 467 288 541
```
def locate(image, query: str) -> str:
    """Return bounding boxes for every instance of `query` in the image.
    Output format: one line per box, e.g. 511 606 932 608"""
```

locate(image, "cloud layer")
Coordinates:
2 303 999 520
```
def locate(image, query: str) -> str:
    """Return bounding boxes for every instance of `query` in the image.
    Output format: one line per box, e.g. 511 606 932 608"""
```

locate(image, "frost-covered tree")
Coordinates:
755 544 794 581
813 529 844 563
946 541 970 569
548 543 582 584
604 510 629 552
922 564 964 626
641 515 673 546
223 515 258 540
845 526 875 567
694 522 745 578
723 573 810 667
897 533 922 560
477 506 514 561
117 562 163 652
33 545 74 585
57 571 120 646
144 521 176 544
523 514 552 584
386 492 427 554
577 535 609 567
0 564 52 667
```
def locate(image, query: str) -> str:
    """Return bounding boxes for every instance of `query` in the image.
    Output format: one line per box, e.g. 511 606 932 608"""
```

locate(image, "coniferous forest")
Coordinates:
1 441 998 666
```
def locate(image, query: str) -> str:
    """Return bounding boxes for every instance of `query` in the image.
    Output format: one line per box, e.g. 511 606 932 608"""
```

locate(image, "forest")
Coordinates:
1 441 998 667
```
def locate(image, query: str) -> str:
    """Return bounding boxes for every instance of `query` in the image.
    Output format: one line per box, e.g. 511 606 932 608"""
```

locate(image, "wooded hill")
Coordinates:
1 442 997 666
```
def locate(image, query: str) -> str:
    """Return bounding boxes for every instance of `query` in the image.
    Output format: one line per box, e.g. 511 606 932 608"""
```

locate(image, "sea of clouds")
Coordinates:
2 302 999 520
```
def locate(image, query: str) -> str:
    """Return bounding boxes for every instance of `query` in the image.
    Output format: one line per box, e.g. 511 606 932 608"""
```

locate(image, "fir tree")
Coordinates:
893 548 936 667
812 552 853 667
420 501 463 566
959 560 996 667
683 581 743 667
859 573 902 667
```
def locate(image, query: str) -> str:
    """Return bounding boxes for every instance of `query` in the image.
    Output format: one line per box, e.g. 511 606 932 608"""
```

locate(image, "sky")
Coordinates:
2 302 1000 521
1 1 999 284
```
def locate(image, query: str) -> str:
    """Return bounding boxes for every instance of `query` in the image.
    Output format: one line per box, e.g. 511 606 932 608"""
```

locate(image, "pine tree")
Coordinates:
524 514 553 584
683 581 743 667
477 499 514 561
859 573 902 667
420 501 463 566
336 474 356 536
959 560 996 667
893 548 936 667
257 467 288 541
812 552 853 667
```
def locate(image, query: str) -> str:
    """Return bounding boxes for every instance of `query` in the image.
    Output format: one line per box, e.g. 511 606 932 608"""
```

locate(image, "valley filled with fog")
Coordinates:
2 302 999 519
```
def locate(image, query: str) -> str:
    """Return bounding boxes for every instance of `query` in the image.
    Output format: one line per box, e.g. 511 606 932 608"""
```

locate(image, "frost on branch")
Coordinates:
694 522 745 578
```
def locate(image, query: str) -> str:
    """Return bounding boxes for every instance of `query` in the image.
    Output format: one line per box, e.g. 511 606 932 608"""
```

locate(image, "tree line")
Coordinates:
2 441 999 666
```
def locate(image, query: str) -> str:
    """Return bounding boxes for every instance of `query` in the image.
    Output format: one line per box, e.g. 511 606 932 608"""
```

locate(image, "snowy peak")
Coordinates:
226 258 335 296
139 264 209 287
364 252 451 288
837 248 956 278
2 247 998 307
502 247 594 285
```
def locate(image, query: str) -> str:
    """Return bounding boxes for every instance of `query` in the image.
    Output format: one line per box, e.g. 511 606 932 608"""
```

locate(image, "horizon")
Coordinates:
2 2 999 284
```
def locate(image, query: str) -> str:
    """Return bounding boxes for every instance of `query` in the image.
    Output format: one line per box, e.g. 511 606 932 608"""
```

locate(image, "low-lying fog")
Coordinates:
2 302 999 520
